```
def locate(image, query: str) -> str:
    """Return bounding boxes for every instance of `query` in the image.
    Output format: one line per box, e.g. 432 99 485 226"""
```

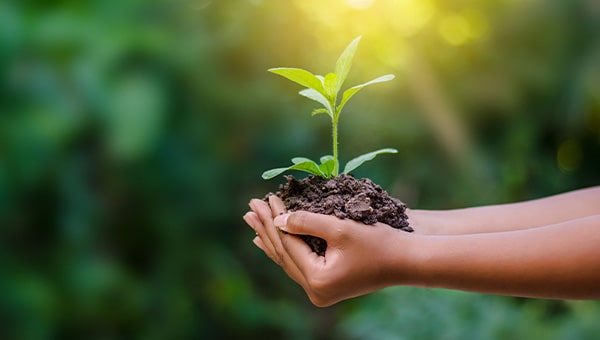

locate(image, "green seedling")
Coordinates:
262 36 397 180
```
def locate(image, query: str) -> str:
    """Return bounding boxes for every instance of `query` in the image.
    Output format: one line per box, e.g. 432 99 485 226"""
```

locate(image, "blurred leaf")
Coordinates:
105 73 166 160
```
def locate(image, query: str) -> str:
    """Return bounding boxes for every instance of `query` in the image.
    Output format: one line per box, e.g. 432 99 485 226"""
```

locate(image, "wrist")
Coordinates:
383 229 431 287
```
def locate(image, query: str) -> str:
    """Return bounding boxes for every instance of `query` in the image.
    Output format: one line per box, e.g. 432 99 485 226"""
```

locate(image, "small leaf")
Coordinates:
343 148 398 174
292 159 326 176
323 73 338 100
299 89 333 116
268 68 324 94
311 108 329 116
319 155 334 163
337 74 395 115
291 157 315 164
335 36 361 93
262 158 325 179
319 155 337 178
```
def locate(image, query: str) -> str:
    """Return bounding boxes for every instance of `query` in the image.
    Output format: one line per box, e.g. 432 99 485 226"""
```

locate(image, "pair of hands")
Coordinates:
245 187 600 302
243 195 419 307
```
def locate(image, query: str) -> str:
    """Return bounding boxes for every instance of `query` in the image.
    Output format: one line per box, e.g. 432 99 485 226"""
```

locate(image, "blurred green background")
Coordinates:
1 0 599 338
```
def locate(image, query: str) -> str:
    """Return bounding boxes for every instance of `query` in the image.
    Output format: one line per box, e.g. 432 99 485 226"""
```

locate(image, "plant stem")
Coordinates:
332 116 339 176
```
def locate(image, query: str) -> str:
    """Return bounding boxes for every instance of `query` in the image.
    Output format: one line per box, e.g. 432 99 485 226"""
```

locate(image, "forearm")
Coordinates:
408 186 600 235
403 215 600 299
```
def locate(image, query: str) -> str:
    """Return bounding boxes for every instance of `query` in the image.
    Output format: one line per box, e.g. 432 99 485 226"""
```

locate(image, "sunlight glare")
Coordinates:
346 0 375 10
391 0 435 37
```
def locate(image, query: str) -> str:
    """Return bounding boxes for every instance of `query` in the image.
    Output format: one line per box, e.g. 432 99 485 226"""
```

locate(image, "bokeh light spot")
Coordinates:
439 14 470 46
391 0 436 37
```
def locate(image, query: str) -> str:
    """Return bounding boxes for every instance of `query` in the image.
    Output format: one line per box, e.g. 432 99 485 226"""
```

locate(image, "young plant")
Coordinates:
262 36 397 180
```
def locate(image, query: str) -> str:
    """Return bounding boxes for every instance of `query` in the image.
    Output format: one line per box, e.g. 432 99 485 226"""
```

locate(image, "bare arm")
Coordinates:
409 186 600 235
410 215 600 299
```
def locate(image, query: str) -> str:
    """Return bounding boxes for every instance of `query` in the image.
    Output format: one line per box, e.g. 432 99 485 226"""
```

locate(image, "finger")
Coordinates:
279 230 326 280
250 199 286 265
253 236 266 252
242 211 259 234
243 211 261 236
243 210 279 263
245 212 286 265
269 233 312 288
275 211 344 241
243 211 270 248
244 200 307 288
268 195 287 216
255 199 316 289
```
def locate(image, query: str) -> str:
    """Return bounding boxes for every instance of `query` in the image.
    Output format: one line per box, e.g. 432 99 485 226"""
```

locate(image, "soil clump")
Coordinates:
267 174 413 256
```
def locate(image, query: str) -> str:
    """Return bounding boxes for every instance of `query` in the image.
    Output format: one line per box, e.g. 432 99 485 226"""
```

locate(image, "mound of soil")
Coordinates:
267 174 413 256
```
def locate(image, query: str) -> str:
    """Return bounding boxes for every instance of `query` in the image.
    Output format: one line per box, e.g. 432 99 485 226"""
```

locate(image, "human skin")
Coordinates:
409 186 600 235
243 187 600 307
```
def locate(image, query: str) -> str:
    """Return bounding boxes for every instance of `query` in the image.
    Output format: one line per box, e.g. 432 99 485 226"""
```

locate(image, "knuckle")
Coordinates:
275 253 284 266
289 211 308 231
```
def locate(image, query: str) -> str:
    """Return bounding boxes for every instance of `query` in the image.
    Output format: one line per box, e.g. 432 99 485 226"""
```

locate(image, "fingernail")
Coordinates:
248 199 261 210
273 213 289 229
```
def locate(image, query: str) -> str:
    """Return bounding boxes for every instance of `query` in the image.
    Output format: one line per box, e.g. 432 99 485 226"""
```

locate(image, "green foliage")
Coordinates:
263 36 396 179
262 148 398 179
340 288 600 340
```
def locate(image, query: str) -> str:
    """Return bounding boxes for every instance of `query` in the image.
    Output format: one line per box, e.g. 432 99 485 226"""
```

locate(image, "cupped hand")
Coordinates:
243 195 421 307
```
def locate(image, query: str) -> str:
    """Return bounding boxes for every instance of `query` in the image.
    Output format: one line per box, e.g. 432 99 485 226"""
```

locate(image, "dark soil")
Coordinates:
266 174 413 256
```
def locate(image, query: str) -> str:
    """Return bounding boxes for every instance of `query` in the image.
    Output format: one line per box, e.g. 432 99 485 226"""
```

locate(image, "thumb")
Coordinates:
274 211 340 240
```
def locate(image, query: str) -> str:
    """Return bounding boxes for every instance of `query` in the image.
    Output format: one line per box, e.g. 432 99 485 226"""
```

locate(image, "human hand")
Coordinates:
243 195 421 307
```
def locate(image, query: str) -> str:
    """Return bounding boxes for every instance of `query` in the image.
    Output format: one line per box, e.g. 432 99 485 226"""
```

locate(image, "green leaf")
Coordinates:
342 148 398 174
262 158 325 179
334 36 361 93
268 68 325 94
291 157 315 164
299 89 333 116
323 73 338 100
318 155 337 178
311 108 329 116
337 74 395 115
320 155 334 163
